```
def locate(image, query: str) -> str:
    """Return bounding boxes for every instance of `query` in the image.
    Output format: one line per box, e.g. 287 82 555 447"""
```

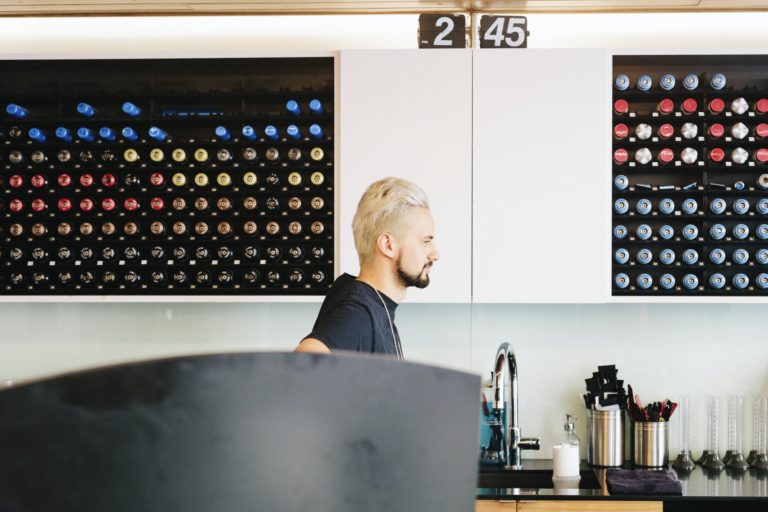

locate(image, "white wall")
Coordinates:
2 12 768 459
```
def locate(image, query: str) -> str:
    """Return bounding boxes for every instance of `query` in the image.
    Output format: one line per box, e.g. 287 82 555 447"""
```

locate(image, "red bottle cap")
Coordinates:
80 198 94 212
708 98 725 114
756 99 768 114
30 175 46 188
613 124 629 139
9 174 24 188
614 99 629 115
79 174 94 187
613 148 629 164
682 98 698 114
31 198 47 212
150 172 165 187
57 173 72 187
657 99 674 114
756 123 768 139
102 198 116 211
101 173 117 188
9 199 23 213
150 197 165 211
57 198 72 212
756 148 768 163
708 123 725 138
658 148 675 163
658 123 675 139
124 197 139 211
709 148 725 162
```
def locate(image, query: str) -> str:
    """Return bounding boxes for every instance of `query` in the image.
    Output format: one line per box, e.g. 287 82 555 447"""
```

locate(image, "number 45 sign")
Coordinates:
479 15 528 48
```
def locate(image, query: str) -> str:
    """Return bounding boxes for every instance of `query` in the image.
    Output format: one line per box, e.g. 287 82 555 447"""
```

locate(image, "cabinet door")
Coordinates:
473 49 611 303
339 50 473 303
517 500 662 512
476 500 517 511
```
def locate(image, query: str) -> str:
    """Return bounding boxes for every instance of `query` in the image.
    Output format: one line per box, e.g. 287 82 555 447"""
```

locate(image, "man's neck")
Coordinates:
357 263 405 304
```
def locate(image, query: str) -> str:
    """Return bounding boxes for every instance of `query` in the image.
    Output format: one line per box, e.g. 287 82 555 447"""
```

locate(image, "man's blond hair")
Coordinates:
352 177 430 264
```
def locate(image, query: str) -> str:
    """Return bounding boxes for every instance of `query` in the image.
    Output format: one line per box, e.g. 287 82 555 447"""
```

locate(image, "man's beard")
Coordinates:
396 256 431 289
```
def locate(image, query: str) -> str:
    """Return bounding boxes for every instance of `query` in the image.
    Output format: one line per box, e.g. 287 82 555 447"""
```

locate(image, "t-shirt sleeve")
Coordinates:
305 301 374 353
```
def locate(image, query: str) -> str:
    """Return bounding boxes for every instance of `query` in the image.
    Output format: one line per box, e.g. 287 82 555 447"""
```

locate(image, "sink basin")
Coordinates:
478 469 601 490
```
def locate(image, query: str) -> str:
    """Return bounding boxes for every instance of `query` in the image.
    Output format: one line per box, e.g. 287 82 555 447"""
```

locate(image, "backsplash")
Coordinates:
1 302 766 461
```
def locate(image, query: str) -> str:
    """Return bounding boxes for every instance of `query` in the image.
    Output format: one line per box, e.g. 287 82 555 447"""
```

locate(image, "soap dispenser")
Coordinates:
553 414 581 480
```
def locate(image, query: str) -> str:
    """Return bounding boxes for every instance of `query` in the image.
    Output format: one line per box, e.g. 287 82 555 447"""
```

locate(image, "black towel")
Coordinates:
606 468 683 495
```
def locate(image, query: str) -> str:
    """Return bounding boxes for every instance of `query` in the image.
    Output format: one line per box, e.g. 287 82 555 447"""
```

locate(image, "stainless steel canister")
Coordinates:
632 421 669 467
587 409 624 467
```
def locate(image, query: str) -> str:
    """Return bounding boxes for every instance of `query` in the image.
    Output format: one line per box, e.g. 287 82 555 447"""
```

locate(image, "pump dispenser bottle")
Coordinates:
553 414 581 479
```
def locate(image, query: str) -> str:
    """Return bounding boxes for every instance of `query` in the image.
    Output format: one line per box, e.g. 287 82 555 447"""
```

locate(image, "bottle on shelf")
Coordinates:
76 102 97 117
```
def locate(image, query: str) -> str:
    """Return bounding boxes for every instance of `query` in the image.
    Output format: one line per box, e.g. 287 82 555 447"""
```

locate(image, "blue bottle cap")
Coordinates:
756 249 768 265
636 75 653 92
760 224 768 240
55 127 72 141
148 126 167 141
659 198 675 214
264 125 279 140
710 224 726 240
757 198 768 215
28 128 46 143
682 198 698 214
710 198 726 214
733 249 749 265
614 273 630 289
122 126 138 141
660 274 676 289
122 102 142 117
709 273 726 289
613 225 627 239
733 273 749 289
77 127 95 142
637 249 653 265
286 124 301 140
77 102 96 117
733 224 749 240
285 100 300 115
683 274 699 290
99 127 116 141
636 224 652 240
636 199 652 215
683 73 699 91
659 74 676 91
6 103 28 118
309 124 324 139
710 249 726 265
614 175 628 190
614 199 629 215
683 224 699 240
660 249 675 265
637 273 653 289
683 249 699 265
659 225 674 240
710 72 727 90
733 198 750 214
242 125 257 140
734 180 745 191
215 125 231 141
614 249 629 264
757 273 768 289
309 99 323 114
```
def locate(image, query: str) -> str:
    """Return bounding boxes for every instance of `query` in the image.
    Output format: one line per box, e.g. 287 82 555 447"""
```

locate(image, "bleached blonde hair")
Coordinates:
352 177 430 264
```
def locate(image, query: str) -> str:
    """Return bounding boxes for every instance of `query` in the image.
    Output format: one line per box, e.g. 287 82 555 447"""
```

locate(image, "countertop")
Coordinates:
477 459 768 502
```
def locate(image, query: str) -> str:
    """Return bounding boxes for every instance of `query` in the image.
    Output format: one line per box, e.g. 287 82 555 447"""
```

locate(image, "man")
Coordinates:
295 177 439 357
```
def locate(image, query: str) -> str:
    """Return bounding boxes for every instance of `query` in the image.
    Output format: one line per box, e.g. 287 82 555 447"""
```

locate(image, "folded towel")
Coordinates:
605 468 683 496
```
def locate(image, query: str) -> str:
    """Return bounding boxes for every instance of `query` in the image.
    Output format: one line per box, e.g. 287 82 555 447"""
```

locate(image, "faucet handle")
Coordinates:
519 437 541 451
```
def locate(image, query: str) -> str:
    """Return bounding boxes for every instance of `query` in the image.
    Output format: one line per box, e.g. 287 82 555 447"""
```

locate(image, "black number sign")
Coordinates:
418 14 467 49
479 15 529 49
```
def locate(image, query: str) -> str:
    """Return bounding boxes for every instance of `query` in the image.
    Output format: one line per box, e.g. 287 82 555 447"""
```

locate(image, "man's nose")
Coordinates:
429 245 440 262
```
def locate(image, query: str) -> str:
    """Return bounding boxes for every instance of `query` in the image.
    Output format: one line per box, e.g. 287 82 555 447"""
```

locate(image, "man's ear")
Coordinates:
376 232 398 259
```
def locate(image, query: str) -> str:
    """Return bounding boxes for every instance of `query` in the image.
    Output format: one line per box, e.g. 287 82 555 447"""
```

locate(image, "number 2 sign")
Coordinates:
418 14 468 49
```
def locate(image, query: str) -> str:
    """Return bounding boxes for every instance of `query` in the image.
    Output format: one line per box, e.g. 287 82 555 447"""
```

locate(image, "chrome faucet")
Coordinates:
490 343 540 469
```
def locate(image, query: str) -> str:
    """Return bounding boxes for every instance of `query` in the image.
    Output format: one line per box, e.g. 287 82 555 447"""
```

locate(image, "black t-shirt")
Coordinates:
306 273 402 356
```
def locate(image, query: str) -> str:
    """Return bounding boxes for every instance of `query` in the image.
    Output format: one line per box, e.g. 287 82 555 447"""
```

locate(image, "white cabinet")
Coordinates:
472 49 611 303
339 50 473 303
